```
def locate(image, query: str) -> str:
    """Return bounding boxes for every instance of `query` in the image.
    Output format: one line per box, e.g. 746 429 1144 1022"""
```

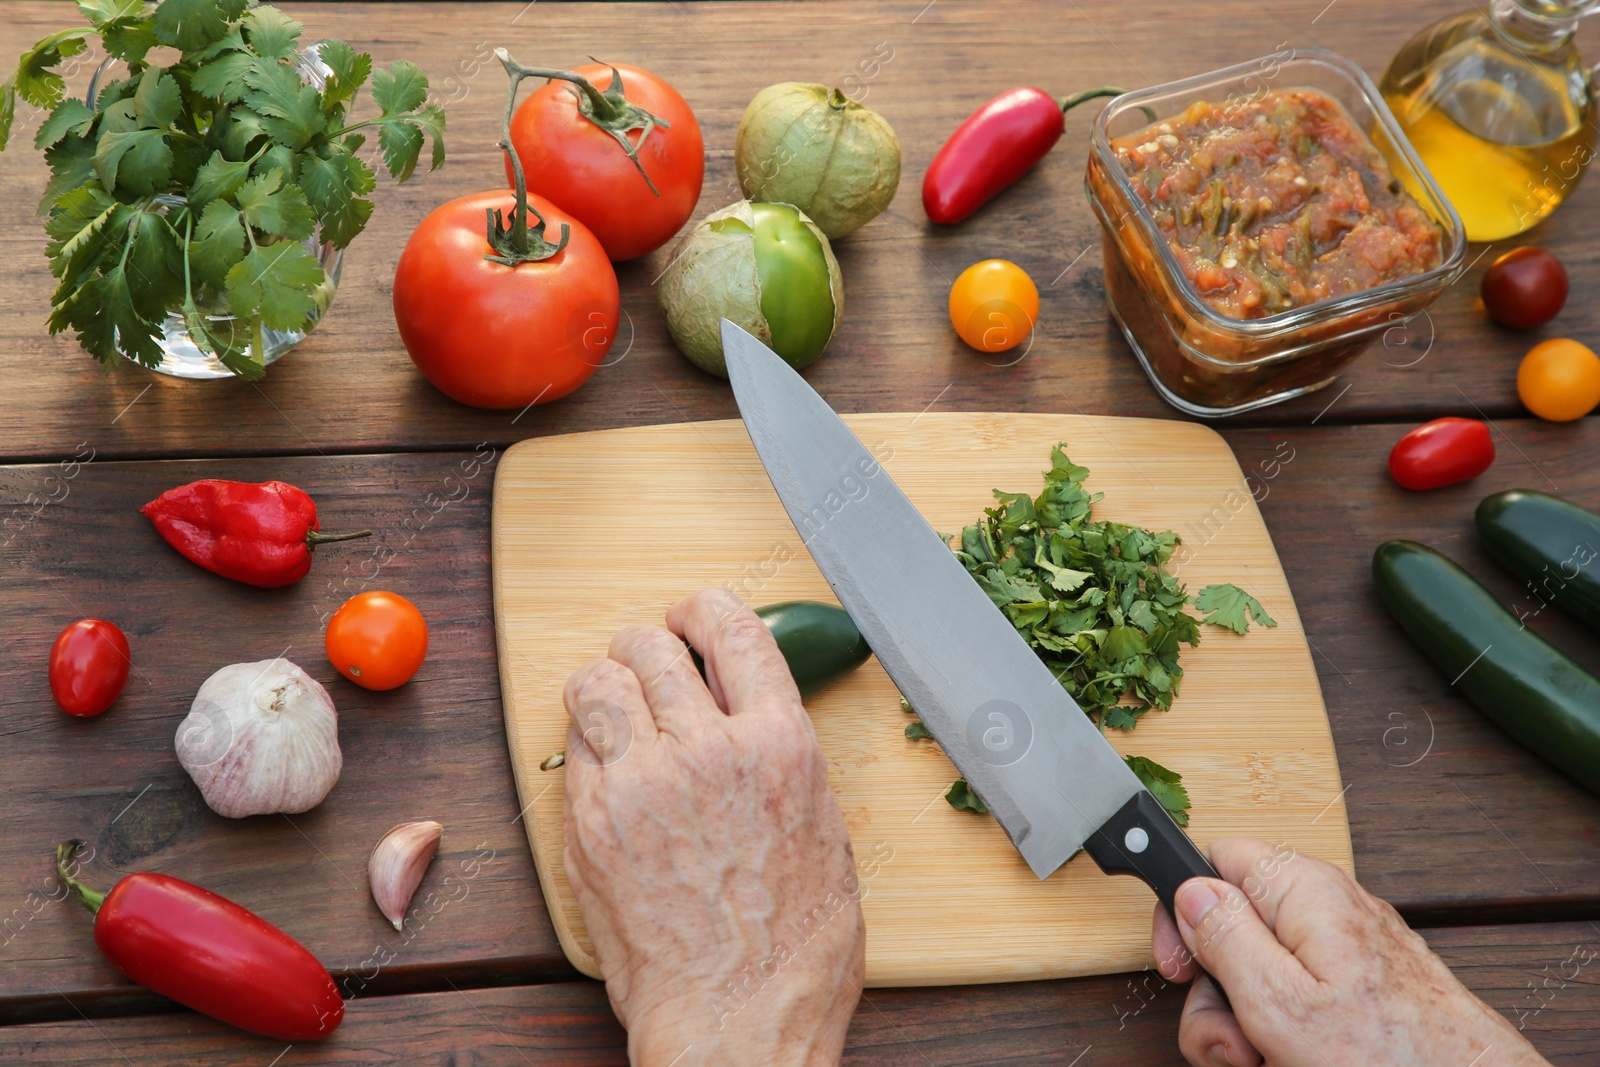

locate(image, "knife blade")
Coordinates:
720 319 1219 915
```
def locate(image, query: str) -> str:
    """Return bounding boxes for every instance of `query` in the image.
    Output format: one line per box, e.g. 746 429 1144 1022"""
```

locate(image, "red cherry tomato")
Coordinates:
1481 247 1567 329
49 619 131 718
393 191 620 410
506 62 703 262
1387 418 1495 491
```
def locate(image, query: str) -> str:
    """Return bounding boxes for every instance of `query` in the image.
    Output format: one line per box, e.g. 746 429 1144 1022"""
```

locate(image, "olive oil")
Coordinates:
1380 7 1597 241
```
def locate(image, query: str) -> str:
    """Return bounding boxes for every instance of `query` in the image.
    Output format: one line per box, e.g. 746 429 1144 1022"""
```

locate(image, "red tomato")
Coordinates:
393 191 620 410
506 63 703 261
1387 418 1495 491
325 591 428 691
49 619 130 718
1481 247 1567 329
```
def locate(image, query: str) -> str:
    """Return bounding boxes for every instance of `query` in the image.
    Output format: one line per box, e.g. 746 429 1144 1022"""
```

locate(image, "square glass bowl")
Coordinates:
1085 49 1466 417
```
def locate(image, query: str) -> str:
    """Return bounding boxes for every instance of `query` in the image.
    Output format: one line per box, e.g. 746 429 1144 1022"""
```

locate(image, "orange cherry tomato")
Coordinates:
325 592 428 691
949 259 1039 353
1517 338 1600 422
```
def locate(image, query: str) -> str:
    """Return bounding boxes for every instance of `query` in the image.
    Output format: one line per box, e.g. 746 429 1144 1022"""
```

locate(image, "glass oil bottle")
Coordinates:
1380 0 1599 241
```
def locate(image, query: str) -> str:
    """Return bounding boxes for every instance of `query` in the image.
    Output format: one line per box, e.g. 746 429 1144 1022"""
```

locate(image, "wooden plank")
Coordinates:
1229 416 1600 921
0 451 572 1024
0 0 1591 464
1 922 1596 1065
493 414 1352 985
5 424 1600 1012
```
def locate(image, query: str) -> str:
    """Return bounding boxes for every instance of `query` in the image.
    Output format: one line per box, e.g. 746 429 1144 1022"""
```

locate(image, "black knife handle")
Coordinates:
1083 790 1220 916
1084 791 1231 1008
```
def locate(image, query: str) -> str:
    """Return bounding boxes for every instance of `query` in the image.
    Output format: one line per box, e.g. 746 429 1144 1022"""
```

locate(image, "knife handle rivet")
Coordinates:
1124 826 1150 854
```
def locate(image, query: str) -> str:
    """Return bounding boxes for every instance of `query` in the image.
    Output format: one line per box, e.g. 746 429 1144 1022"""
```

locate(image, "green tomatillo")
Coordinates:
658 200 843 377
735 83 901 239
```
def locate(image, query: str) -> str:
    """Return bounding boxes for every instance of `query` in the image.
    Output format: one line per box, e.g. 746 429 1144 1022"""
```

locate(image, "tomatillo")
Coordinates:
659 200 844 377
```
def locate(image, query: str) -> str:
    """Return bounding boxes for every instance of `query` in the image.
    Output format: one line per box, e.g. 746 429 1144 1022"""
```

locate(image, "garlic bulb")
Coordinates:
177 658 342 818
369 821 442 930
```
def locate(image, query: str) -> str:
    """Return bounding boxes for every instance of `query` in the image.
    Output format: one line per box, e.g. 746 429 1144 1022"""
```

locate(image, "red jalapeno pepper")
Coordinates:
55 841 344 1040
1388 418 1496 491
141 479 370 588
923 86 1124 225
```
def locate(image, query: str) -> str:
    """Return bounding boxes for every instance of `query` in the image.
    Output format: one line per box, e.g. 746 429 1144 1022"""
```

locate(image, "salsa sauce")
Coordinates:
1111 88 1446 319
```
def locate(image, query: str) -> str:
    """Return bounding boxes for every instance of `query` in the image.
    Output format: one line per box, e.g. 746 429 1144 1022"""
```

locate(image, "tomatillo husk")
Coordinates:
658 200 844 377
735 83 901 239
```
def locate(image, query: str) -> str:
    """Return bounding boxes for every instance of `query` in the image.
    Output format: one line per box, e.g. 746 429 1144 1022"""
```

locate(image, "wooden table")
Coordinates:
2 1 1598 1063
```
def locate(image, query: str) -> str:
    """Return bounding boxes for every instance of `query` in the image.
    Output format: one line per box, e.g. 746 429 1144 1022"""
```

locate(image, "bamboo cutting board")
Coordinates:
492 413 1351 986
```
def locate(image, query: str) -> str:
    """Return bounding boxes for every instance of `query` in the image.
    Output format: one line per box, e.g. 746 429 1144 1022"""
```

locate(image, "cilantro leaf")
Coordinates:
0 28 92 149
190 51 255 103
122 208 185 311
317 40 371 113
40 133 98 214
1194 584 1278 635
1125 755 1191 826
151 0 248 51
68 261 166 367
94 128 174 194
945 779 988 815
34 98 96 150
133 68 181 129
76 0 144 21
101 19 161 65
298 145 374 248
243 57 326 150
235 167 314 240
242 6 303 60
371 58 428 115
905 721 933 741
224 240 323 330
44 185 122 281
188 199 247 292
369 61 444 181
188 149 250 207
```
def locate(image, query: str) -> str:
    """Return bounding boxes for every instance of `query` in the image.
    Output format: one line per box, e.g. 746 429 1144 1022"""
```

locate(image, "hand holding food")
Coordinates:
1150 838 1549 1067
49 618 130 718
561 589 863 1064
142 479 371 588
736 83 901 238
55 841 343 1041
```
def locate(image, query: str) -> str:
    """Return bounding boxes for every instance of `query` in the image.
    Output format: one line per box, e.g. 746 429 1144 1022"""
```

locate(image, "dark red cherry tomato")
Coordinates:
1481 247 1567 330
49 619 131 718
1388 418 1495 491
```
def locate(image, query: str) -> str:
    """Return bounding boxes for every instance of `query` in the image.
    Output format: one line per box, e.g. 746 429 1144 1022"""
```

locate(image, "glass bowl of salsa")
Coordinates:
1085 49 1466 417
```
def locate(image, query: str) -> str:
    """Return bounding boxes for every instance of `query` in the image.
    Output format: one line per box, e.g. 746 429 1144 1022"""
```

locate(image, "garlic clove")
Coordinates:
369 821 442 931
176 659 342 819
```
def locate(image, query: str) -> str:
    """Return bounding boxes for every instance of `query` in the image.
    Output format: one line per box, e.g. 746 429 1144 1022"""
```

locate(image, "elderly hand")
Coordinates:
1152 838 1551 1067
561 589 864 1067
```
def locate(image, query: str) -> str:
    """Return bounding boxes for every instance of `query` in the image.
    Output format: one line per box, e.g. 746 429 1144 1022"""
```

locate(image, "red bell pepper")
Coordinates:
55 841 344 1041
141 479 370 588
923 86 1125 225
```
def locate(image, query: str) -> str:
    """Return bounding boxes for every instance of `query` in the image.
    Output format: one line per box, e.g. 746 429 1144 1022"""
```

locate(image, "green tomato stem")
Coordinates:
55 841 106 916
485 49 572 267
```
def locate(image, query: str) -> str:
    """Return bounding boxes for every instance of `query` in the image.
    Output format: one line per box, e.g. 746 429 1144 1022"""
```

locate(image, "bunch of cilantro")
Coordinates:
0 0 445 378
908 443 1277 824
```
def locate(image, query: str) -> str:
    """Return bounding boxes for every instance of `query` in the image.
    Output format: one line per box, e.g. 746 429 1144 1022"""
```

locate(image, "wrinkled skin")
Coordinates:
562 589 864 1066
1152 839 1551 1067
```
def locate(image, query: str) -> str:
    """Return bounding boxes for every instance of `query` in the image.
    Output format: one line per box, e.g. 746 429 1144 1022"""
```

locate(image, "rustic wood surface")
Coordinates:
3 922 1598 1065
3 0 1600 465
3 0 1600 1060
495 414 1351 985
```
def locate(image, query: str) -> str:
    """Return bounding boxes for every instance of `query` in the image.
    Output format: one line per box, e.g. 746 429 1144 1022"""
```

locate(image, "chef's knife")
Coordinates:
720 319 1220 917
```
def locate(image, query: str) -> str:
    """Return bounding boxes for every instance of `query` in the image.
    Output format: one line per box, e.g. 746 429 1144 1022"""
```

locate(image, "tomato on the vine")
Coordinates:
393 190 619 410
325 591 428 691
49 618 130 718
506 62 703 262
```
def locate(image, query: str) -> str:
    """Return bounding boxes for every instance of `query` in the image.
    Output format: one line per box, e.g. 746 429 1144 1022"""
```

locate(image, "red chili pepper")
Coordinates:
141 479 371 588
1388 418 1496 490
55 841 343 1040
923 86 1124 225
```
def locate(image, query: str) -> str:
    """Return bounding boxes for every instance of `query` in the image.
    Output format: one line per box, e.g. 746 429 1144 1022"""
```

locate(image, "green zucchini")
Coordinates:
691 600 872 697
1372 540 1600 796
1476 490 1600 631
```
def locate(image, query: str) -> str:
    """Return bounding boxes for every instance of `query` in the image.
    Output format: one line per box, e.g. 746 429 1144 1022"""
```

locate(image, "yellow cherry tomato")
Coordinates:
1517 338 1600 422
949 259 1039 353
